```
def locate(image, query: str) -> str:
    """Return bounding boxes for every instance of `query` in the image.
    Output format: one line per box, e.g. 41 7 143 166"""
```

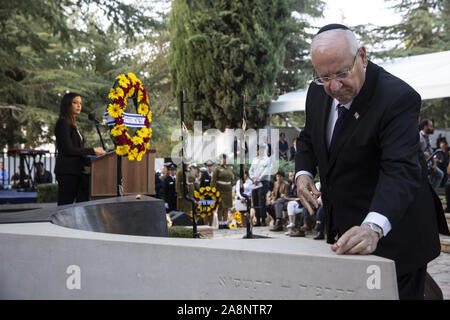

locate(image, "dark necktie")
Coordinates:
330 104 348 149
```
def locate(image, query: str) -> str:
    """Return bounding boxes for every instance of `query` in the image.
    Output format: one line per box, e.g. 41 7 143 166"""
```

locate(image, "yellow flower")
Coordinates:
166 214 172 228
216 192 220 197
138 103 149 115
116 74 129 88
111 124 126 136
211 187 216 193
127 147 138 161
107 103 123 118
138 89 144 102
145 142 150 149
147 128 152 138
194 191 200 198
206 186 211 192
137 127 148 138
108 87 124 100
128 73 141 86
127 87 136 99
116 145 130 156
136 151 144 162
200 187 205 193
131 136 143 146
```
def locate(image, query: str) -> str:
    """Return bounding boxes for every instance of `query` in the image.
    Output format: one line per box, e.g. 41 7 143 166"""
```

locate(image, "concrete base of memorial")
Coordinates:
0 221 398 299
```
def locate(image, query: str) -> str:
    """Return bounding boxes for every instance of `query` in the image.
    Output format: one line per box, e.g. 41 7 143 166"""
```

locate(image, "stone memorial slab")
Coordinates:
0 222 398 299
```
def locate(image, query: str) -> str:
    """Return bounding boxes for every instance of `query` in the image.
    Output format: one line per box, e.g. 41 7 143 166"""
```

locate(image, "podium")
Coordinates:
90 149 156 198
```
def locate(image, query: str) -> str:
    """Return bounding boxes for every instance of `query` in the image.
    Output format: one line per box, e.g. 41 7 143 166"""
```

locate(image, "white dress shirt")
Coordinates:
295 98 392 236
249 155 272 183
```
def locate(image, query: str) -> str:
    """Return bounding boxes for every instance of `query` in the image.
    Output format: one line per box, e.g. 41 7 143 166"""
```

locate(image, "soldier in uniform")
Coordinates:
200 160 214 188
163 163 177 213
176 162 196 216
189 162 201 190
155 163 169 200
211 154 234 229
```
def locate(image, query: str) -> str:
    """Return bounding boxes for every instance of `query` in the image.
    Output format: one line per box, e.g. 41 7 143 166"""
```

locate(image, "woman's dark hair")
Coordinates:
276 170 285 177
59 92 81 127
436 135 448 148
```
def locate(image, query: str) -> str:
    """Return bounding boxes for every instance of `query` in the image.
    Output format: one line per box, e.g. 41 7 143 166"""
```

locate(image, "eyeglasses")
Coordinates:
312 48 360 85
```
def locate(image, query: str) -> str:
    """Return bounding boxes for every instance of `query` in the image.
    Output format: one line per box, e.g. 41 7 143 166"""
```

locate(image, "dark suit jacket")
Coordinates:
54 118 95 175
295 61 449 276
164 175 177 212
289 146 296 161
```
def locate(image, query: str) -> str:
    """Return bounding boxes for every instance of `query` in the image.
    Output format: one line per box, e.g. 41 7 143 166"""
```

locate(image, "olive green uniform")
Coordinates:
211 164 234 209
176 167 196 214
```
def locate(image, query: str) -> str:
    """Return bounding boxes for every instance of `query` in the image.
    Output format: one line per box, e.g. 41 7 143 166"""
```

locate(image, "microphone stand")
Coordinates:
94 121 106 151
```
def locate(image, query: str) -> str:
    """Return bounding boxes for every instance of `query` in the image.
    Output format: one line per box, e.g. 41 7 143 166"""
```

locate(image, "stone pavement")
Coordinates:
211 225 450 300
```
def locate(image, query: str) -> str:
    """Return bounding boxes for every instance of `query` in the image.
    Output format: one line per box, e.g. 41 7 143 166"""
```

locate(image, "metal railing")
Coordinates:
0 151 57 190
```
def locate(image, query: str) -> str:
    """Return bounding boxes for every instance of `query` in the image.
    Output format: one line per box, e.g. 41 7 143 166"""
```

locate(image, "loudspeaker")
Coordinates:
168 211 192 226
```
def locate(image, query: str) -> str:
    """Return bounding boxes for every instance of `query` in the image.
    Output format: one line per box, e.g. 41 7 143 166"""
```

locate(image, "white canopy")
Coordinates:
268 50 450 114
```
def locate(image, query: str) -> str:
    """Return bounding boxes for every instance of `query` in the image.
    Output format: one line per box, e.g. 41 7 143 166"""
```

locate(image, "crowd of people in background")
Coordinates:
419 119 450 213
153 135 325 239
0 161 52 190
154 121 450 237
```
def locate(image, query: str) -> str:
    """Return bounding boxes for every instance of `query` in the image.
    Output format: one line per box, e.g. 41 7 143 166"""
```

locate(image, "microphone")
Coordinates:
88 113 100 124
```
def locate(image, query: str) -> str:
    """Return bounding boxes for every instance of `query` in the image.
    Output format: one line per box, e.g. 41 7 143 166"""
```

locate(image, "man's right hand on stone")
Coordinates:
296 174 321 215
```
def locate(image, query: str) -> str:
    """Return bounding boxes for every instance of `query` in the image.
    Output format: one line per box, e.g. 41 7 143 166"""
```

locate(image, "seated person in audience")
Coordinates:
235 170 256 204
34 162 52 185
270 170 297 232
11 167 31 189
266 170 289 222
285 200 304 236
0 161 10 189
435 137 449 188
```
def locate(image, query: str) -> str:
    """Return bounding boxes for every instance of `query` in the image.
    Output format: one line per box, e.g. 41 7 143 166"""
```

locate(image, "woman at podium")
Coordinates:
54 92 105 205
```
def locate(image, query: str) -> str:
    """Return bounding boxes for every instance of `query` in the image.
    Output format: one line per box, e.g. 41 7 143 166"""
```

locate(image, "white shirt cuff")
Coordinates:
362 212 392 236
295 171 314 182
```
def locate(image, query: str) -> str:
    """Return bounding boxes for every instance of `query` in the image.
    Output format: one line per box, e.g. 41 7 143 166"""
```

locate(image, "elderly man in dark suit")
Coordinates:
295 24 449 300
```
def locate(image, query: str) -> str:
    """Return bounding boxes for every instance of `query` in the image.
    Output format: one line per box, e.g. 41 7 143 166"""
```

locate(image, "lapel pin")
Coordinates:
354 112 359 120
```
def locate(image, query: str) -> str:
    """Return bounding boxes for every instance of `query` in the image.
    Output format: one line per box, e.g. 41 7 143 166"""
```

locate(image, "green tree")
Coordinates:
275 0 324 95
353 0 450 128
0 0 160 150
169 0 295 131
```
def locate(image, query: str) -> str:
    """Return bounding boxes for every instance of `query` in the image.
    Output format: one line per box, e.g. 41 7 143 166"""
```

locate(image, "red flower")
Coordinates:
117 134 127 144
143 137 150 143
114 97 125 107
115 117 124 125
145 118 150 127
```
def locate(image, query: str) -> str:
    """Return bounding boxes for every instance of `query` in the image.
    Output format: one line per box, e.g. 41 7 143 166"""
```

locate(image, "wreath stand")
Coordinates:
179 90 199 238
240 94 269 239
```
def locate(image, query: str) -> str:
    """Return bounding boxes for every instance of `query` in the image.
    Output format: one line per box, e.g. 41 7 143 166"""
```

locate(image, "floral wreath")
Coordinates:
228 211 243 229
107 73 152 161
193 186 221 218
